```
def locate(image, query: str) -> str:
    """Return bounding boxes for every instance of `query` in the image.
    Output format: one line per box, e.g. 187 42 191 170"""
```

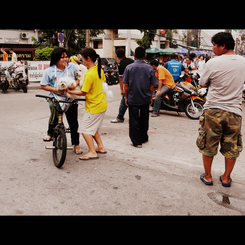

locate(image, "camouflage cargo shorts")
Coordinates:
196 108 243 159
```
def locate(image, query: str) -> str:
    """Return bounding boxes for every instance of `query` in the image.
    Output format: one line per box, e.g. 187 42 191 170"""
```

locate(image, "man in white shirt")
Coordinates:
197 32 245 187
182 57 196 71
9 48 17 62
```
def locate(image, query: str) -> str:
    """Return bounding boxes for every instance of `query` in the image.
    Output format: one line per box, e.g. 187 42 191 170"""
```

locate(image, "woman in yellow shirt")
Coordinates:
67 47 107 160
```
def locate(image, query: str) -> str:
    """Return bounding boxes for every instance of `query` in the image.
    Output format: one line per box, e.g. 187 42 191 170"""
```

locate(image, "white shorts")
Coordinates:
80 110 106 136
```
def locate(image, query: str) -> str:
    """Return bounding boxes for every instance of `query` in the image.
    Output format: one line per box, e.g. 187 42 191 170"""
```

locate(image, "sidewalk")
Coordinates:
28 82 40 90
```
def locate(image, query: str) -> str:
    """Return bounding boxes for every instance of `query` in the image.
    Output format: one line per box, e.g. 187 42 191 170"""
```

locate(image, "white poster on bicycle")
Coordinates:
28 61 50 82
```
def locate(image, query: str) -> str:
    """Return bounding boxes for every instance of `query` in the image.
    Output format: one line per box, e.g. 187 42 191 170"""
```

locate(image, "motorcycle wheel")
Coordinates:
185 100 203 120
20 83 27 93
14 79 20 91
2 80 9 93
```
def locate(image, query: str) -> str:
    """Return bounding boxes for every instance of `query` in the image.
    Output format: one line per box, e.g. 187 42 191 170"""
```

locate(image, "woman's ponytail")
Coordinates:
81 47 101 79
97 54 101 79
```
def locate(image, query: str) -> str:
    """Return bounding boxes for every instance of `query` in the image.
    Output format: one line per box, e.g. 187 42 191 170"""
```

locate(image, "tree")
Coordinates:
34 29 104 55
34 46 56 61
135 29 157 49
164 29 178 48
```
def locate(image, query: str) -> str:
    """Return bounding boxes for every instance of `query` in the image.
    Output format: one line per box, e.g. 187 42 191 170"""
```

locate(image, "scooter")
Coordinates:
0 67 9 93
104 69 119 85
5 61 28 93
152 80 205 120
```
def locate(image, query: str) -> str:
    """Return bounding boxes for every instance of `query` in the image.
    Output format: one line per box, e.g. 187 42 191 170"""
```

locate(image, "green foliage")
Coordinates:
136 29 157 49
35 29 104 55
34 46 56 61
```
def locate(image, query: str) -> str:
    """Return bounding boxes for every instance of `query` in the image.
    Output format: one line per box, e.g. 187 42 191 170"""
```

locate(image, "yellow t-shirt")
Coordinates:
82 65 107 114
69 55 78 64
156 65 175 89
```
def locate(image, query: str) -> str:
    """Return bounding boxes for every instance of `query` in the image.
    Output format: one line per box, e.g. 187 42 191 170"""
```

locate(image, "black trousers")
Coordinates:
47 102 79 145
128 104 149 146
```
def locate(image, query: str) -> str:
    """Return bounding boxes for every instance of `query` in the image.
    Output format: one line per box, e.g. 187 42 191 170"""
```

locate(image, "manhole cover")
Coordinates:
208 192 245 214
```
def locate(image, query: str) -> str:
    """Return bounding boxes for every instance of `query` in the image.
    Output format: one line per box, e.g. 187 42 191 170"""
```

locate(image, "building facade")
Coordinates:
0 29 38 61
92 29 144 58
92 29 245 58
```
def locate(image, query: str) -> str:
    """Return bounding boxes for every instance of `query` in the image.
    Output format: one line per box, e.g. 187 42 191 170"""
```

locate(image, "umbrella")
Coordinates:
191 50 212 56
191 50 203 56
159 48 179 55
200 51 208 56
174 48 188 55
146 48 160 54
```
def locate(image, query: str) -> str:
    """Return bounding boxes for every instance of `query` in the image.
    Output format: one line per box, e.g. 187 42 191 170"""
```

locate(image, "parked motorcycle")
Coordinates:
0 67 9 93
3 61 28 93
152 80 205 120
101 58 119 86
104 69 119 85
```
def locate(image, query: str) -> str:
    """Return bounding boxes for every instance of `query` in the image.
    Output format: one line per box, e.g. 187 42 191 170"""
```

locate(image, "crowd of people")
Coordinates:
39 31 244 188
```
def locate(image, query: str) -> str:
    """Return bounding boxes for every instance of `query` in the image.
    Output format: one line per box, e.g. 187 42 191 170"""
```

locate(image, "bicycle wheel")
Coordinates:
53 127 67 168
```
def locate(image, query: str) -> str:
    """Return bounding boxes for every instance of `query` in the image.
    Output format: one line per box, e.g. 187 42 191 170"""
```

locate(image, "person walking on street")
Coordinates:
111 48 134 123
123 46 155 148
1 47 8 61
9 48 17 62
197 32 245 187
67 47 107 160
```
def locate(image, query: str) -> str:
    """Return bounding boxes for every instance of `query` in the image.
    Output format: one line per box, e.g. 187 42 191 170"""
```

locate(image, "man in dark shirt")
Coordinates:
123 46 155 147
111 48 134 123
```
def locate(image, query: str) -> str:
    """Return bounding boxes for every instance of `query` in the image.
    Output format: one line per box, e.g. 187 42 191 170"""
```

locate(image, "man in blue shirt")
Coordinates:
123 46 155 147
164 53 183 81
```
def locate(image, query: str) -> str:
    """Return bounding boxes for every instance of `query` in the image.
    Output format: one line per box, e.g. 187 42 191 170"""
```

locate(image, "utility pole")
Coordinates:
86 29 90 47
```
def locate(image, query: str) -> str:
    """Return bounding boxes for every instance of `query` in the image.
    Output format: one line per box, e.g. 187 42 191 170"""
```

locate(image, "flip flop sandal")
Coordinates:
200 173 213 186
43 136 53 142
79 155 99 160
151 113 159 117
73 147 83 155
96 150 107 154
220 175 232 187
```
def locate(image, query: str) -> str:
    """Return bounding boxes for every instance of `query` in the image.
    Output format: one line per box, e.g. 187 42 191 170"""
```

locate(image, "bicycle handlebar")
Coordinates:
35 94 86 103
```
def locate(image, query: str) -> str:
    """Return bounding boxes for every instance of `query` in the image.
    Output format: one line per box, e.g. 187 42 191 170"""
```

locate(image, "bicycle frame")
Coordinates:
36 94 85 168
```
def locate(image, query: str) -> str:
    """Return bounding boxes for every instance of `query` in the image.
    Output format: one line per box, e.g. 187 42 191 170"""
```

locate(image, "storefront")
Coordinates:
0 47 35 61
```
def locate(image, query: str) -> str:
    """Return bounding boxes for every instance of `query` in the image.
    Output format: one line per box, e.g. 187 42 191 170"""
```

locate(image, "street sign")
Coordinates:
159 29 165 35
58 33 64 43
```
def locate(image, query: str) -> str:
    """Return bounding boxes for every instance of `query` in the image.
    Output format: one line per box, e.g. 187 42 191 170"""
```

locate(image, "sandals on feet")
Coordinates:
73 146 83 155
43 135 52 142
220 175 232 187
79 155 99 160
200 173 213 186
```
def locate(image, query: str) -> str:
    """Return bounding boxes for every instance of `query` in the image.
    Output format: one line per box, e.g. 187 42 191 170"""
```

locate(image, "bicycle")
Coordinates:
36 94 85 168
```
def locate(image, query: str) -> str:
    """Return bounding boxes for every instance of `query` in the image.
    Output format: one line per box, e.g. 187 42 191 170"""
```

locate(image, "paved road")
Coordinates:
1 85 245 215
